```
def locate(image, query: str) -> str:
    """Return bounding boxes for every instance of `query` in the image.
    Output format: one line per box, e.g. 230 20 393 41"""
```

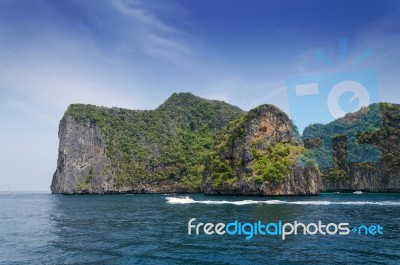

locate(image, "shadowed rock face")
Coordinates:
51 95 319 195
51 116 114 194
51 95 399 195
51 93 244 194
51 116 188 194
202 105 320 196
203 167 320 196
304 103 400 192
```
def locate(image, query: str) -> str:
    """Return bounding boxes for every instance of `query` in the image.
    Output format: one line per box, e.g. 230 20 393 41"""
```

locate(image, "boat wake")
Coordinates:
165 196 400 206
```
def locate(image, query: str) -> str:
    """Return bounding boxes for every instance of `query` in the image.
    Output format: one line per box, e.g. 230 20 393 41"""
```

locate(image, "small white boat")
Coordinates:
353 191 363 194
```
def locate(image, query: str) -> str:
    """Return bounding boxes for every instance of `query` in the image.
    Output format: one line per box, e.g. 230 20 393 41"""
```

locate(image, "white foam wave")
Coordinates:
165 197 400 206
165 196 196 204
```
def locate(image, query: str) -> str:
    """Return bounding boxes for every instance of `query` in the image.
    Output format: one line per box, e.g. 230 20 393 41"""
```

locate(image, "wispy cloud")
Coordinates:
290 8 400 105
112 0 177 33
0 0 199 124
5 99 57 124
138 32 191 63
111 0 193 64
199 75 289 112
0 36 141 123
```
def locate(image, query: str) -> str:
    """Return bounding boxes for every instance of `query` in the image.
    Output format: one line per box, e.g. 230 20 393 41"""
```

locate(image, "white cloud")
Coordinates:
0 28 148 117
111 0 193 64
198 75 289 112
5 99 57 124
0 0 199 125
138 32 191 63
291 10 400 104
112 0 177 33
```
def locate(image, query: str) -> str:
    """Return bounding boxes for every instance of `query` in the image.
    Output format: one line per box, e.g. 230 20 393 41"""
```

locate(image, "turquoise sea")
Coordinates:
1 192 399 264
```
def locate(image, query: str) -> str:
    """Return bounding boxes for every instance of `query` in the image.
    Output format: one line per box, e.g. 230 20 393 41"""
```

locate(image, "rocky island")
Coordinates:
51 93 400 195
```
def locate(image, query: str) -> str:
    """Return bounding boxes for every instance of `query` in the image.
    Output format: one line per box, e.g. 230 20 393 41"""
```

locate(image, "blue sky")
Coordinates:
0 0 399 191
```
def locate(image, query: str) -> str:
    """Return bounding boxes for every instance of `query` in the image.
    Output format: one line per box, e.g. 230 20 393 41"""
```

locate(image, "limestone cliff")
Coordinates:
202 105 320 195
303 103 400 192
51 116 114 194
51 93 244 194
51 94 399 195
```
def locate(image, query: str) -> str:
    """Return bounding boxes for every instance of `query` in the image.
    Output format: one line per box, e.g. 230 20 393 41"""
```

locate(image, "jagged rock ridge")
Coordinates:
203 104 319 195
51 93 244 194
51 93 399 195
303 103 400 192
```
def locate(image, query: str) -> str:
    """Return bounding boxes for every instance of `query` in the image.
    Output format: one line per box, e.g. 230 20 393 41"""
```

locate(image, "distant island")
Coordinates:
51 93 400 195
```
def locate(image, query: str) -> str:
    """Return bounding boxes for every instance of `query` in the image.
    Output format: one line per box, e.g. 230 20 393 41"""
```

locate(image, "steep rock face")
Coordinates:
51 116 114 194
304 103 400 192
319 163 400 192
51 95 400 195
203 105 320 195
51 93 244 194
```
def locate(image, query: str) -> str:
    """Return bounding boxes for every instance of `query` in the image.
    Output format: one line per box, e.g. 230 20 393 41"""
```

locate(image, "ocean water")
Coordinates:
1 193 400 264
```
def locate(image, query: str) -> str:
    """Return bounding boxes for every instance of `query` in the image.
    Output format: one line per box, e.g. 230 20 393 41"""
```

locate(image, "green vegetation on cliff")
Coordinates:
250 142 304 184
61 92 399 194
204 104 308 187
77 168 93 191
64 93 243 190
303 103 400 182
